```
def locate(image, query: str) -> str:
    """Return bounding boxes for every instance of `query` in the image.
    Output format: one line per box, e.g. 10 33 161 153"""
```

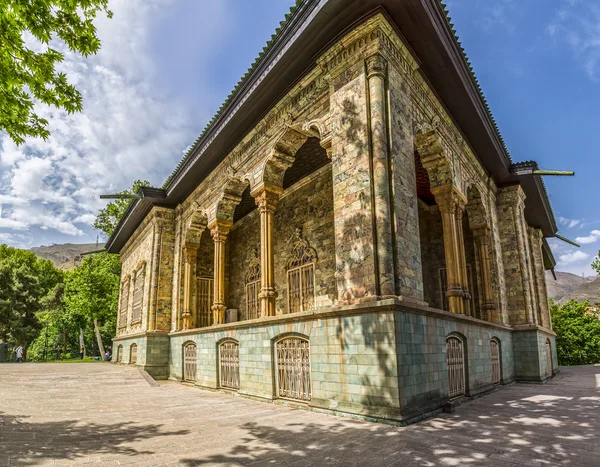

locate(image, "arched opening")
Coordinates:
116 345 123 363
274 137 335 314
415 150 446 309
227 133 335 317
183 342 197 382
196 229 214 328
130 344 137 365
446 336 466 398
490 339 501 385
275 336 311 401
545 339 553 377
282 137 330 189
219 340 240 390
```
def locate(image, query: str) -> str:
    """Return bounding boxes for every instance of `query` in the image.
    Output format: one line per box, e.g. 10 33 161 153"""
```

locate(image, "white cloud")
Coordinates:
558 250 591 265
575 229 600 244
0 0 233 246
547 0 600 80
558 216 581 228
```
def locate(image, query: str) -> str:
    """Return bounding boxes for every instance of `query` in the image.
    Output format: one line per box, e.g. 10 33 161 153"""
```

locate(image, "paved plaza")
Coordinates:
0 363 598 466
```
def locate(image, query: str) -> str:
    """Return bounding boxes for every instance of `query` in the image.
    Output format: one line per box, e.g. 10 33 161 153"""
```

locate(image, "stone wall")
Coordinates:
167 302 519 423
329 62 378 303
395 307 514 419
388 57 424 300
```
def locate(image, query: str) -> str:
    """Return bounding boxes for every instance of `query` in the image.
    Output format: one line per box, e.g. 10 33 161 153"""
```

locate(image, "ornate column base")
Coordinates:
212 304 226 325
258 288 278 318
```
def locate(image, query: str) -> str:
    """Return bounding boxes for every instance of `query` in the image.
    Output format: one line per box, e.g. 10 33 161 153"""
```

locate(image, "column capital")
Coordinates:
208 220 231 241
432 184 467 215
251 184 282 213
471 224 491 240
366 53 388 80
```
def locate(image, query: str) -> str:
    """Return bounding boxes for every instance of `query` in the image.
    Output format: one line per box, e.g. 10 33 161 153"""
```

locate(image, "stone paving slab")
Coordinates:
0 363 598 466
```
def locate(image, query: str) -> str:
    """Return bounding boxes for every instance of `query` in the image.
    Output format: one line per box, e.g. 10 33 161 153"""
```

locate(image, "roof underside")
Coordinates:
106 0 557 253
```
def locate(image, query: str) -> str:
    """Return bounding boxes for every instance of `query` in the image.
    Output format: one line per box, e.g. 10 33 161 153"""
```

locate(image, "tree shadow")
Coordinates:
0 411 189 466
179 367 600 466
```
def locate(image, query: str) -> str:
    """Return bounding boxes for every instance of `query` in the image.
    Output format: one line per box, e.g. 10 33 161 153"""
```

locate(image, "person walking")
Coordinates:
15 345 23 363
55 345 61 360
79 344 84 360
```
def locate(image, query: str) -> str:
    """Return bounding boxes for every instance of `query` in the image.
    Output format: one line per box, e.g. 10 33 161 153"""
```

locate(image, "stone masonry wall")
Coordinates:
395 309 514 417
388 58 424 300
329 62 377 303
497 186 532 325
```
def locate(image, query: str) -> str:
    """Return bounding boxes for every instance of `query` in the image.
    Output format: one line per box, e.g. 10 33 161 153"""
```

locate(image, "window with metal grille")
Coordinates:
446 336 465 398
131 266 145 323
219 341 240 389
245 258 260 320
130 344 137 364
276 337 311 401
183 342 197 382
116 345 123 363
491 339 501 385
118 279 130 327
196 277 214 328
439 265 475 312
287 237 317 314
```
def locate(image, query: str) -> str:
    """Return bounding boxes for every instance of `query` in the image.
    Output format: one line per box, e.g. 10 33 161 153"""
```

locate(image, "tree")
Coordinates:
94 179 150 237
0 0 112 145
0 245 62 357
550 300 600 366
63 252 121 360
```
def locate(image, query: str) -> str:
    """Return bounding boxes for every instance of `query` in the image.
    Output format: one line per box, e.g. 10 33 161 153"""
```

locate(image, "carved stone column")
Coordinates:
181 244 198 330
433 185 469 315
472 226 498 322
455 208 472 316
366 53 395 297
210 221 231 325
252 186 281 318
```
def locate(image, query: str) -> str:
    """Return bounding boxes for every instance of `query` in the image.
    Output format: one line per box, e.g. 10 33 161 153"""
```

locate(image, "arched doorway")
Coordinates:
491 339 501 385
275 336 311 401
446 336 466 398
183 342 197 382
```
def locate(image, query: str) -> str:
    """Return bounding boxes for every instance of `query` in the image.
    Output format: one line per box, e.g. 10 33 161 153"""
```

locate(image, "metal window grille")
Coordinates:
130 344 138 364
446 336 465 398
491 340 501 385
246 280 260 320
245 259 261 320
276 338 311 401
545 339 552 377
197 277 214 328
131 269 145 323
287 264 316 314
119 281 129 327
219 341 240 389
183 342 197 382
117 345 123 363
287 237 317 314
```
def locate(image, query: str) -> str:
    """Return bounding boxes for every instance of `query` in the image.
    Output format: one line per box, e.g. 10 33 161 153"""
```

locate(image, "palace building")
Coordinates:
107 0 559 424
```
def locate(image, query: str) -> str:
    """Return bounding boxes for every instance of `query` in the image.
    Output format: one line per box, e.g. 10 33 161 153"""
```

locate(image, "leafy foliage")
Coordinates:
0 0 112 144
0 245 62 351
28 251 121 361
550 300 600 366
94 179 150 237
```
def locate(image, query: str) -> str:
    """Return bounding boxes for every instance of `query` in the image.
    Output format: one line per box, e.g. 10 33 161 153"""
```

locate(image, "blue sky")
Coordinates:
0 0 598 275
